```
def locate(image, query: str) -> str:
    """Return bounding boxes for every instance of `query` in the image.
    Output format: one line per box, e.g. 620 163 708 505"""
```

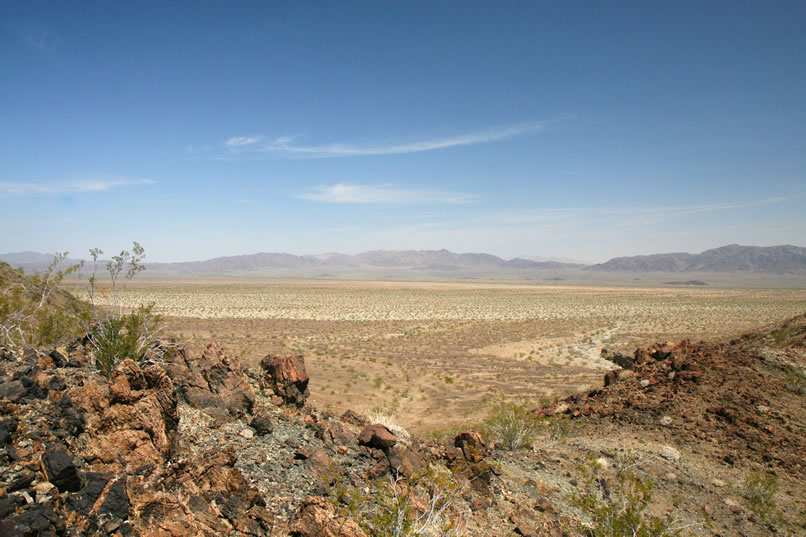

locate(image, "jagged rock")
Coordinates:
386 445 426 478
43 447 81 493
357 424 396 450
340 409 367 427
288 496 367 537
260 354 310 407
250 414 273 436
131 448 272 536
164 342 255 417
69 359 178 469
0 417 17 445
454 431 487 462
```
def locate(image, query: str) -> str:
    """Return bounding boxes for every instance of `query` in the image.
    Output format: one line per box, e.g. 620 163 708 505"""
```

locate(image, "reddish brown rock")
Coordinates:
164 342 255 417
260 354 310 407
69 359 178 470
357 424 396 450
454 431 487 462
386 445 426 478
288 496 367 537
340 409 367 427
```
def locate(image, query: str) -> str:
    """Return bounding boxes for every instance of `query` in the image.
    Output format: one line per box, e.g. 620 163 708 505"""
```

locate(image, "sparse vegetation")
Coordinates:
80 242 168 377
327 466 466 537
744 472 781 524
482 399 543 450
0 253 85 347
566 457 687 537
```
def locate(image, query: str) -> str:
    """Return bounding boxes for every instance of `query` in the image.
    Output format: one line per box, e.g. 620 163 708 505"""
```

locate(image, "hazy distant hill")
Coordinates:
589 244 806 273
4 244 805 276
0 249 583 275
145 249 583 274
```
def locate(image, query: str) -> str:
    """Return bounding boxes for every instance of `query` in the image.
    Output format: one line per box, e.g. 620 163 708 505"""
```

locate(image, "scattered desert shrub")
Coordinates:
783 367 806 396
481 399 543 450
80 242 169 377
367 406 412 446
0 253 85 347
744 472 780 524
566 457 687 537
327 465 466 537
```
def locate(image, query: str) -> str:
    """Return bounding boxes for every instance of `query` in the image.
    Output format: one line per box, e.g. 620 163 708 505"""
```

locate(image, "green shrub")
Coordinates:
326 466 466 537
745 472 780 523
80 242 166 377
482 399 542 450
0 253 85 347
783 367 806 396
566 457 685 537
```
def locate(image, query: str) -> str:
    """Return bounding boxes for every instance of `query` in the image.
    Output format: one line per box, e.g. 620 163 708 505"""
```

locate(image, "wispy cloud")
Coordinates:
11 22 59 51
225 136 259 147
298 183 478 204
223 121 547 158
0 178 155 196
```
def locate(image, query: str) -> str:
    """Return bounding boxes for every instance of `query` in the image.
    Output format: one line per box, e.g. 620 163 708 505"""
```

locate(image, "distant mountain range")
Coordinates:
587 244 806 274
2 244 805 275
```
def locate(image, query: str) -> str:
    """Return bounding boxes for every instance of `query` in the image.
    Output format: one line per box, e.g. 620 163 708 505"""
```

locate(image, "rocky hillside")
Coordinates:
589 244 806 273
1 315 805 536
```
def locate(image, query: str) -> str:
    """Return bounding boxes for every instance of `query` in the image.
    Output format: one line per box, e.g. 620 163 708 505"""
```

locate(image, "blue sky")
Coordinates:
1 1 804 263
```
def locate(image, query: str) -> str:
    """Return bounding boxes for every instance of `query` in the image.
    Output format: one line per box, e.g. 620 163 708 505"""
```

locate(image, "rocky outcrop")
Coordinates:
0 347 272 536
454 431 488 463
164 342 256 418
69 358 179 469
288 496 367 537
260 354 310 407
357 424 397 450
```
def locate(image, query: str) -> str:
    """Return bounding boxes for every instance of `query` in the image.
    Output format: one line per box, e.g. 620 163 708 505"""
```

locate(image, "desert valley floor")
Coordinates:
65 278 806 434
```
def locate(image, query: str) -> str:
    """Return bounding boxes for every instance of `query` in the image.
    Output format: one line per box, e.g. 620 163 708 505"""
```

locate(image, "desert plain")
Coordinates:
63 278 806 434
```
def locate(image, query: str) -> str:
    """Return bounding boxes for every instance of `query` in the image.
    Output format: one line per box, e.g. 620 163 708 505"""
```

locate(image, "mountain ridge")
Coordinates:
2 244 805 275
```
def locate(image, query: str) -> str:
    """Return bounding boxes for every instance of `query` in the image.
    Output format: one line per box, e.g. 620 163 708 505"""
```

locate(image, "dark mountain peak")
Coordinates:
590 244 806 273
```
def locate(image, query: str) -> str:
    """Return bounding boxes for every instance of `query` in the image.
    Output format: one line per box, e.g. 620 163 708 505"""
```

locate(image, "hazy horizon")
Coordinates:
2 2 804 262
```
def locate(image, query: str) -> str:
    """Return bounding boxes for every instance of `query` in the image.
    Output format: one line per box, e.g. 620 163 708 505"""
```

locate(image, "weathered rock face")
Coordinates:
288 496 367 537
0 347 272 537
454 431 488 463
131 449 273 536
357 424 397 450
260 354 310 407
69 358 179 469
164 342 256 418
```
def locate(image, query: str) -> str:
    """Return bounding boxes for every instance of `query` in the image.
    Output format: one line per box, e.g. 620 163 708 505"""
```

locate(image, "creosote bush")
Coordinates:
482 399 543 450
566 457 687 537
0 253 85 347
80 242 168 377
744 472 780 524
326 465 466 537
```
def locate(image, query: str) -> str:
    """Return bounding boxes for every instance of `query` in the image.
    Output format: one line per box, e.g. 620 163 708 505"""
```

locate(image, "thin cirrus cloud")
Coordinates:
0 178 155 196
223 121 546 158
297 183 479 204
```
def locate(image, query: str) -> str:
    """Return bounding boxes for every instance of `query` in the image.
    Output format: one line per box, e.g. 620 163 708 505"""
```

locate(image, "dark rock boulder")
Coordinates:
454 431 487 463
260 354 310 407
44 446 81 493
357 424 396 450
